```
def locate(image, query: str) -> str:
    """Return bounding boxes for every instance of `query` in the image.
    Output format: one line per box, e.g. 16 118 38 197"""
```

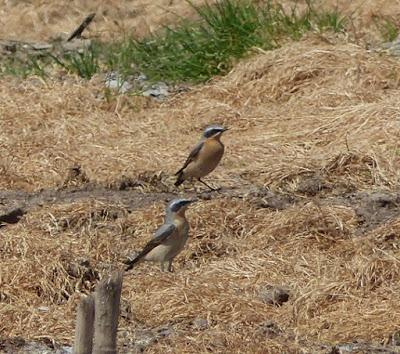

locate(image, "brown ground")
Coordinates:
1 1 400 353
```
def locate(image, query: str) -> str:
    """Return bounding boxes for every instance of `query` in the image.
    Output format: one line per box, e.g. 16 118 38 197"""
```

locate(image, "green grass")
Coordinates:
0 55 47 79
49 48 100 80
107 0 347 83
0 0 348 83
374 17 399 42
314 9 347 33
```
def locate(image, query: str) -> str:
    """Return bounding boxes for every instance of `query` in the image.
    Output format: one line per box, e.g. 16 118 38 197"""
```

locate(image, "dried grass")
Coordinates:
2 3 400 352
0 0 212 42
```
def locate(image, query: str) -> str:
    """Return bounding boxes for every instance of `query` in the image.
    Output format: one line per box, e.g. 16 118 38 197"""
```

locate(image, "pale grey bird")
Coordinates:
175 125 229 191
125 198 197 272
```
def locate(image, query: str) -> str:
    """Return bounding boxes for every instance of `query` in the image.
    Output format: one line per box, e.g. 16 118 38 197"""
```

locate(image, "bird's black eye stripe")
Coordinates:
170 200 189 211
204 128 222 138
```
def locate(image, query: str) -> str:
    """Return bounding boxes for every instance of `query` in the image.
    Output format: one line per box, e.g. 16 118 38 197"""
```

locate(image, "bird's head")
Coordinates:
203 125 229 139
167 198 197 216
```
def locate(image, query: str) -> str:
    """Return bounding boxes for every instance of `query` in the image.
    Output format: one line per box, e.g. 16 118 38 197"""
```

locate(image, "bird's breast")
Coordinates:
145 217 189 262
186 139 224 178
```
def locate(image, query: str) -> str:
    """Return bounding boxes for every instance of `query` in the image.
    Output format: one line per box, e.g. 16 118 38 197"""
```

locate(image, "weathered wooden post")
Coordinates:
93 271 123 354
73 295 95 354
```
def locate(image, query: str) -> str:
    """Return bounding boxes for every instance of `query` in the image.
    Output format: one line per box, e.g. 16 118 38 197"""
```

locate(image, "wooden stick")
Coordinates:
93 271 123 354
73 295 95 354
67 13 96 42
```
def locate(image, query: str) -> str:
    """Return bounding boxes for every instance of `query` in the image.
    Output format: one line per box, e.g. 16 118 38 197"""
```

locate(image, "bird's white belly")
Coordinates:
144 244 174 262
144 225 189 262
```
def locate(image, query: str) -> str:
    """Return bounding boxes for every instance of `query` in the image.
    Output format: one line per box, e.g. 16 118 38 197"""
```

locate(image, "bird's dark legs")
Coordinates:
160 260 174 272
198 178 220 192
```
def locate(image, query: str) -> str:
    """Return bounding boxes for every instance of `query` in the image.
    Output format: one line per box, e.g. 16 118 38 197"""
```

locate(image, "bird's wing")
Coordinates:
125 223 176 271
152 222 176 239
175 140 204 175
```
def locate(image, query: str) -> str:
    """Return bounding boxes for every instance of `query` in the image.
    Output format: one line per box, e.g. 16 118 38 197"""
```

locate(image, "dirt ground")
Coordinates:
2 1 400 353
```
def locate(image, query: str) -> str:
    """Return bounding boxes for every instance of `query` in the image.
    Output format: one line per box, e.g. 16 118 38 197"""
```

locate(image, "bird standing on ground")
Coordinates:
175 125 229 191
125 198 197 272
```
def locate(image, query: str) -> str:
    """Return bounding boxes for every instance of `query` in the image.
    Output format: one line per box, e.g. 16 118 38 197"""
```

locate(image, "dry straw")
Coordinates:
2 3 400 351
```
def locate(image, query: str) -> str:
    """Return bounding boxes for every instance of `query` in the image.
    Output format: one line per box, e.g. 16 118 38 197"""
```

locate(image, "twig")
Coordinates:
67 13 96 42
345 132 351 153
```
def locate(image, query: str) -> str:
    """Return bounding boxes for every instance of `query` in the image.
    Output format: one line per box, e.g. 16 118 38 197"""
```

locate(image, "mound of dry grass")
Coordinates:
3 35 400 193
2 6 400 352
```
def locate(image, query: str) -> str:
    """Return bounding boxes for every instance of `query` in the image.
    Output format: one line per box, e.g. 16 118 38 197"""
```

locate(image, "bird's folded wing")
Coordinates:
153 222 176 239
125 223 176 271
175 140 204 175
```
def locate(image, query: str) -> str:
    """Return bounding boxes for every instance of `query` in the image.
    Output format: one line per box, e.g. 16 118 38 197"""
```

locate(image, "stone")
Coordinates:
192 317 209 330
259 285 290 306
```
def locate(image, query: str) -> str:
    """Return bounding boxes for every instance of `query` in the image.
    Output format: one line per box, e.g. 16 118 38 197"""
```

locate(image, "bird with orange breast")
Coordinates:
174 125 229 191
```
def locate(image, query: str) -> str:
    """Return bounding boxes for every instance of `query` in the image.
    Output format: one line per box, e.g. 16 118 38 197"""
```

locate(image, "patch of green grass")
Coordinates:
104 40 141 79
0 0 348 83
374 17 399 42
314 9 347 33
49 46 100 80
116 0 348 83
103 0 269 82
0 55 47 79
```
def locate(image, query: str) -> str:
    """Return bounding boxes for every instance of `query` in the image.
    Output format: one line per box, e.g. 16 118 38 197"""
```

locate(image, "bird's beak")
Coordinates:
222 127 229 132
187 198 198 204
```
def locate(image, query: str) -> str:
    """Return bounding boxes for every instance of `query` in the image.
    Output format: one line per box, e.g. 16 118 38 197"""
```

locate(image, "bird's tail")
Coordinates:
174 170 185 187
124 255 143 271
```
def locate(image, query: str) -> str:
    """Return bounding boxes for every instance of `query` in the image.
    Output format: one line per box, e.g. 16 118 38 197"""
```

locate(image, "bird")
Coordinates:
174 125 229 191
125 198 197 272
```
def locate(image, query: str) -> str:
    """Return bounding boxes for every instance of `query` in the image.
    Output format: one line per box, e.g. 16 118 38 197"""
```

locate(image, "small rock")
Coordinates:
142 82 169 100
156 325 173 338
199 193 213 201
116 176 143 191
379 36 400 57
37 306 49 312
0 207 25 225
1 41 17 53
62 165 89 187
259 285 290 306
27 43 53 51
105 72 132 94
65 258 98 284
389 330 400 346
77 257 90 267
258 192 293 210
327 346 341 354
257 320 282 338
133 330 157 352
132 325 173 352
120 300 133 320
134 73 148 84
61 38 91 53
368 192 399 208
192 317 209 330
296 175 326 196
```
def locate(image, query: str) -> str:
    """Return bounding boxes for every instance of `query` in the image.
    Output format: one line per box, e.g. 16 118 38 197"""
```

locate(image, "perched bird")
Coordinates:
125 198 197 272
175 125 229 191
